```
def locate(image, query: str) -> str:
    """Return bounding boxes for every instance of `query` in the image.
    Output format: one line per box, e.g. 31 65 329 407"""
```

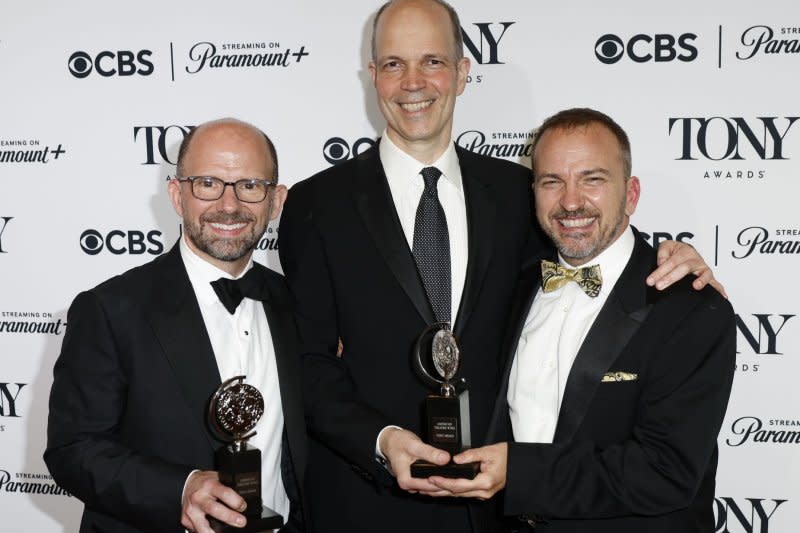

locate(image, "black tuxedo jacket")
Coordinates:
45 243 308 533
488 231 736 533
278 143 541 533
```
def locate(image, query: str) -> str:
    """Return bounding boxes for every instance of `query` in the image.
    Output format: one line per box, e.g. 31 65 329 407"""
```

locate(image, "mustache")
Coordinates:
200 212 255 224
552 208 598 219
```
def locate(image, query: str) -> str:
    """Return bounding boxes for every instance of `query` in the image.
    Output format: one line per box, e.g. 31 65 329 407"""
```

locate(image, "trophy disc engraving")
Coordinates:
431 329 459 383
212 380 264 446
411 323 479 479
208 376 283 532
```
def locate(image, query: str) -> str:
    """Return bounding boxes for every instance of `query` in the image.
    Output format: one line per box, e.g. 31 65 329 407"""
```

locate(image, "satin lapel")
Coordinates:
260 273 306 486
453 148 495 337
553 237 655 443
353 146 435 325
147 244 222 451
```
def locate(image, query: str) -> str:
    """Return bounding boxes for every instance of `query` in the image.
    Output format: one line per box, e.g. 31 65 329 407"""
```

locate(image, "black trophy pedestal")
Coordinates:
209 443 284 532
209 506 284 533
411 391 479 478
410 459 480 479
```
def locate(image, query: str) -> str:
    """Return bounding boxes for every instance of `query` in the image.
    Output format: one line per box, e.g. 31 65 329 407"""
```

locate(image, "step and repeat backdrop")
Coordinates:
1 0 798 531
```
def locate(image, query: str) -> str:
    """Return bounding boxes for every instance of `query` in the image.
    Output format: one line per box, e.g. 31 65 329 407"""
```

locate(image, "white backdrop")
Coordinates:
1 1 798 531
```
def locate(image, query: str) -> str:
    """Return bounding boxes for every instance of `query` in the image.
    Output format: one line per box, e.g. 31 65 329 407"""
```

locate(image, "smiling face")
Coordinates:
168 120 286 276
369 0 470 163
533 122 640 266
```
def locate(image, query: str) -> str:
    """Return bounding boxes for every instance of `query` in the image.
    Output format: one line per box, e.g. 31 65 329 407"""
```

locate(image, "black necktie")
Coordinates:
412 166 451 324
210 267 266 314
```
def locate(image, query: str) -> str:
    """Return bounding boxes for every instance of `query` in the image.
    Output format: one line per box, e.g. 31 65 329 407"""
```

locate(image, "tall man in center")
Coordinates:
278 1 716 531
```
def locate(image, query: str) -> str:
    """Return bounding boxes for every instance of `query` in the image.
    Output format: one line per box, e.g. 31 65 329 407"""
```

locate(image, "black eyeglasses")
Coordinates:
175 176 276 203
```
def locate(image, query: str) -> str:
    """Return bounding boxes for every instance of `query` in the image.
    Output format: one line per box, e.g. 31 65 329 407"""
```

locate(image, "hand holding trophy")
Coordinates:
410 323 479 479
208 376 283 532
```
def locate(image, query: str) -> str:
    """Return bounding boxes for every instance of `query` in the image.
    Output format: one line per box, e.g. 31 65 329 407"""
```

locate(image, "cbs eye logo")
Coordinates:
80 229 164 255
594 33 698 64
322 137 376 165
68 50 154 79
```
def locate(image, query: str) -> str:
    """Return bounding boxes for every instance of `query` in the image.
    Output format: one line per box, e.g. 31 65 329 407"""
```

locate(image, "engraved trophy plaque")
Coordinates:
208 376 283 532
410 323 479 479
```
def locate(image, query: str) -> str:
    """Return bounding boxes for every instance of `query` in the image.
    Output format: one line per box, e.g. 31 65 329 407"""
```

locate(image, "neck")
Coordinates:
385 129 451 165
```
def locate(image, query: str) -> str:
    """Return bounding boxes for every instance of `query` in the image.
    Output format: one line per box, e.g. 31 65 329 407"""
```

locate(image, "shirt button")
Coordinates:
244 330 249 336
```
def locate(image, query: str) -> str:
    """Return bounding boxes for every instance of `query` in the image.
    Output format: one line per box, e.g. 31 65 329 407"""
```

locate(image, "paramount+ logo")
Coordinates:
68 50 154 79
80 229 164 256
594 32 698 64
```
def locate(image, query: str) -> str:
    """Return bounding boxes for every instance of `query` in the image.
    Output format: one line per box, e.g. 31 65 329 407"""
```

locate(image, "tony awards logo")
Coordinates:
208 376 282 532
411 324 479 479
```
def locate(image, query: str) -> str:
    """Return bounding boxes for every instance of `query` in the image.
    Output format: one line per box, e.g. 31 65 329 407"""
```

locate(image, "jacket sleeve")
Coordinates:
45 290 192 533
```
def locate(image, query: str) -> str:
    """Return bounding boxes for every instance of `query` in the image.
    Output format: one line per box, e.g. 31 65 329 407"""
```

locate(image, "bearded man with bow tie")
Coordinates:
45 118 308 533
428 108 736 533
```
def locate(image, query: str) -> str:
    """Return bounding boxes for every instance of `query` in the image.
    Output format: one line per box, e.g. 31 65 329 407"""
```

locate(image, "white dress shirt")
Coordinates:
379 132 468 323
375 133 469 459
507 226 635 443
180 236 290 521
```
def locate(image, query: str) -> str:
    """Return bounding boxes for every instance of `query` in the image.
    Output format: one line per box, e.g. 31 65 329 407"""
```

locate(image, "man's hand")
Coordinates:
380 427 452 496
427 442 508 500
181 471 246 532
648 240 727 298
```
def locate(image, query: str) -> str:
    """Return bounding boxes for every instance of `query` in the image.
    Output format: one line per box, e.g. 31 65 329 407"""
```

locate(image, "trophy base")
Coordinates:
209 505 284 533
410 459 480 479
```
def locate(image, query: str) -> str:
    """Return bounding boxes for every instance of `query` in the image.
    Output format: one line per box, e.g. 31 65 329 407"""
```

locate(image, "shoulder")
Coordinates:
290 144 378 197
75 247 181 314
645 259 734 332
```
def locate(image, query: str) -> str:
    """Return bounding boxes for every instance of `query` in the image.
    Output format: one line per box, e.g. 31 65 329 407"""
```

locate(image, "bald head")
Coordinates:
176 118 278 180
371 0 464 63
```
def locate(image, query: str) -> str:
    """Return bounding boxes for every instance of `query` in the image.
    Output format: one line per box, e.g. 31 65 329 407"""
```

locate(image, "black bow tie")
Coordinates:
210 267 267 314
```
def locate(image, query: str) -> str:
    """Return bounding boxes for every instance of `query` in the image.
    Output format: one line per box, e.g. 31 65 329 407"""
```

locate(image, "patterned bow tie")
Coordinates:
210 267 267 314
540 259 603 298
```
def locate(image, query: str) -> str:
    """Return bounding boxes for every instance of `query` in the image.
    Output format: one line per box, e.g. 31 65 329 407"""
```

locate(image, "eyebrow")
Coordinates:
579 167 611 176
535 167 611 180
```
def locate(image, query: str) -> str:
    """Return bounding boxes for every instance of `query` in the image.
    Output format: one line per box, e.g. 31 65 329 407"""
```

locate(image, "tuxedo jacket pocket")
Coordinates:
601 371 639 383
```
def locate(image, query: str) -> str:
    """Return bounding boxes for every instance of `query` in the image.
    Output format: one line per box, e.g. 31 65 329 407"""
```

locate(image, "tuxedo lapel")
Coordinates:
353 145 436 325
453 147 496 338
553 237 655 443
147 244 222 451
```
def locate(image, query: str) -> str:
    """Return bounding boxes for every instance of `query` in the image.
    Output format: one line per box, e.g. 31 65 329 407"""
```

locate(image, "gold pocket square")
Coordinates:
601 371 638 383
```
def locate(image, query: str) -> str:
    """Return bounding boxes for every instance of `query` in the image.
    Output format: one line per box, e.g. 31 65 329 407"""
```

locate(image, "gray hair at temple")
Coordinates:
175 118 279 180
531 108 632 179
370 0 464 63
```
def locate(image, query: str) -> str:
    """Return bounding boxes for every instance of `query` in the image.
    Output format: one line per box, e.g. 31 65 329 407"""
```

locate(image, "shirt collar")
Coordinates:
558 225 635 296
379 130 462 192
179 234 254 307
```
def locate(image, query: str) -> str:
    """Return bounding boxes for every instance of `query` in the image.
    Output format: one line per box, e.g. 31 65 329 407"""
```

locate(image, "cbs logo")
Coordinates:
595 33 698 64
322 137 376 165
639 231 694 248
68 50 154 79
80 229 164 255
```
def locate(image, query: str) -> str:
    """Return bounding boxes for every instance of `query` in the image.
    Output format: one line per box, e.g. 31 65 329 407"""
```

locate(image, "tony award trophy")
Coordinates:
208 376 283 532
410 323 479 479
